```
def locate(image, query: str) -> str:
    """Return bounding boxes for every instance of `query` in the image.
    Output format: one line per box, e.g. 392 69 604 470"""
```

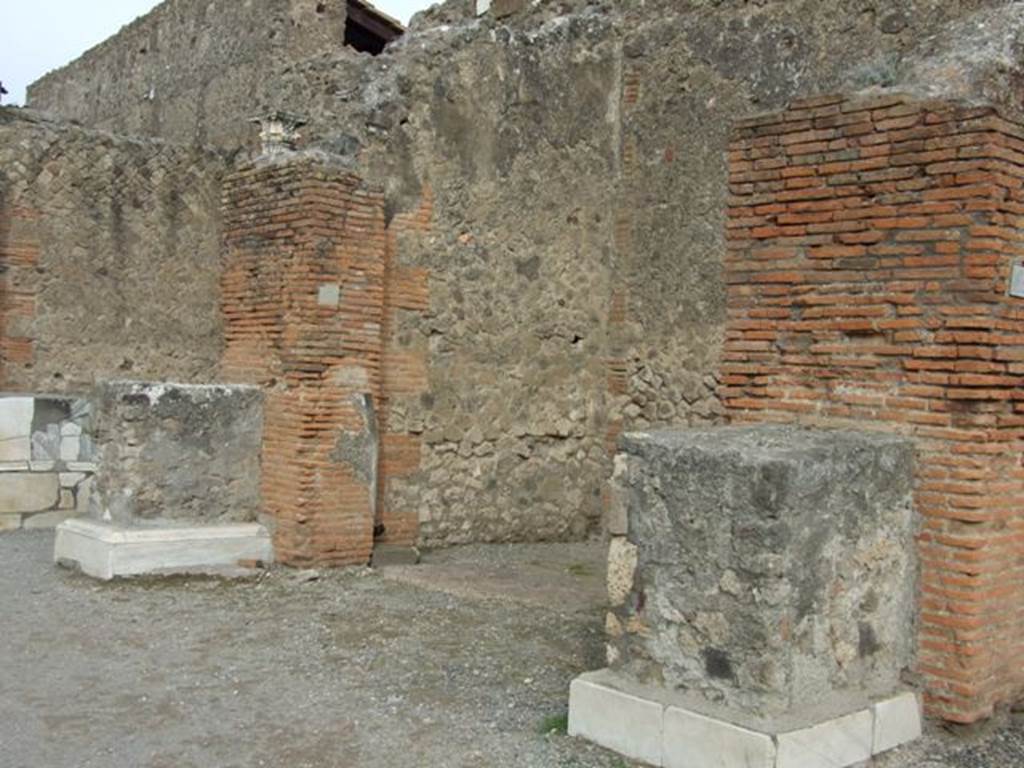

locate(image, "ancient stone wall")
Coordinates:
229 11 629 549
345 0 1012 548
611 0 1013 443
13 0 1023 553
722 92 1024 723
12 4 628 547
365 13 623 547
0 109 226 392
26 0 348 148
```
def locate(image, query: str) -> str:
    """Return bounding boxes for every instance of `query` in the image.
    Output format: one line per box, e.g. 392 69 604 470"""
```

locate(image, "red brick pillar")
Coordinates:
722 92 1024 723
221 156 387 567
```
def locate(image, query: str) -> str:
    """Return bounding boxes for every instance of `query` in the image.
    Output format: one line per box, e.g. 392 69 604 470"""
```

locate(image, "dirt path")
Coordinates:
0 532 1020 768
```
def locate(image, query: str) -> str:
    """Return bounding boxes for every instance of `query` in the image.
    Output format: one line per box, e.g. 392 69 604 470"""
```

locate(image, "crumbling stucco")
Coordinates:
90 382 263 525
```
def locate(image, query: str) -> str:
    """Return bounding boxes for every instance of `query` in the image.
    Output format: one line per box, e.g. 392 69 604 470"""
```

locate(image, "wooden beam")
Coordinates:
347 0 404 42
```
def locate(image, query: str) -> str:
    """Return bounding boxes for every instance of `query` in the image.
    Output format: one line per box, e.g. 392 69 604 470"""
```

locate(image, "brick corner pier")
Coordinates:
722 91 1024 724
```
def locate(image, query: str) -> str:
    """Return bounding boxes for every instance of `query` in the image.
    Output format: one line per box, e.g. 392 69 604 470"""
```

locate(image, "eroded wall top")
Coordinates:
26 0 349 148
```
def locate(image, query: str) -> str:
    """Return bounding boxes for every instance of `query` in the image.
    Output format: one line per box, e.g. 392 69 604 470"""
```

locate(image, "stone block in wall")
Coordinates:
0 394 98 530
29 396 93 464
607 425 916 728
486 0 528 17
91 382 263 525
0 473 60 514
0 397 34 462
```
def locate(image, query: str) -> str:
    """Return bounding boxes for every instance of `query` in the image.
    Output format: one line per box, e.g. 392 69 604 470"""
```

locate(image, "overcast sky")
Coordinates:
1 0 435 105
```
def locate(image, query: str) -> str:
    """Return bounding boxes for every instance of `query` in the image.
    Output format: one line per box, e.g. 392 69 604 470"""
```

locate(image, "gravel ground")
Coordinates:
1 531 1021 768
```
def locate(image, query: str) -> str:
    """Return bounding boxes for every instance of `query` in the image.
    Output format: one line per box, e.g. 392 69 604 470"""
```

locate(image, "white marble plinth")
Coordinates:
54 518 273 580
568 670 921 768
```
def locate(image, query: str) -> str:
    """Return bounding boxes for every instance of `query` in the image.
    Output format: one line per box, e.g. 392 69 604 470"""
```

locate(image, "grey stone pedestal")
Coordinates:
53 382 270 579
570 426 922 768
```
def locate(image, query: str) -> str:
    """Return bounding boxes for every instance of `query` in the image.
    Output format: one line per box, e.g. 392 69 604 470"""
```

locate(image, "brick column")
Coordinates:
221 155 387 567
722 92 1024 723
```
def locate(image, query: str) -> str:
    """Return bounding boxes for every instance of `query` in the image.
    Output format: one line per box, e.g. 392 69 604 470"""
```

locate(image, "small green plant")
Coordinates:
539 713 570 736
567 562 593 578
